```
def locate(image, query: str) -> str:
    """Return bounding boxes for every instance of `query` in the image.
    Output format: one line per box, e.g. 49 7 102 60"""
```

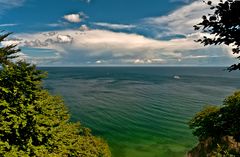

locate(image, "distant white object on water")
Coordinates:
174 75 180 79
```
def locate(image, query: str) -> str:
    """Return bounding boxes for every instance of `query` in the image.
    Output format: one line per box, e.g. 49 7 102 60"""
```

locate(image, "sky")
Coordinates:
0 0 236 66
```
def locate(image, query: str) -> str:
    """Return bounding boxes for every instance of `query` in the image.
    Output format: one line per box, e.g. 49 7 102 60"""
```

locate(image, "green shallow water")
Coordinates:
41 67 240 157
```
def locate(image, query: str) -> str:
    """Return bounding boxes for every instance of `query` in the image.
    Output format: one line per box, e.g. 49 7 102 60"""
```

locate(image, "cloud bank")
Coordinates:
3 0 235 66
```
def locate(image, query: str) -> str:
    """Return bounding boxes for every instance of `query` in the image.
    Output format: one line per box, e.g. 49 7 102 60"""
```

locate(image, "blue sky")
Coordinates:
0 0 236 66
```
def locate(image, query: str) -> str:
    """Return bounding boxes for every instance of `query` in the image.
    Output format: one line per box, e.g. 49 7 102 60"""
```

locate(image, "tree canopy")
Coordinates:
189 1 240 155
0 32 111 157
190 91 240 143
189 91 240 156
194 0 240 71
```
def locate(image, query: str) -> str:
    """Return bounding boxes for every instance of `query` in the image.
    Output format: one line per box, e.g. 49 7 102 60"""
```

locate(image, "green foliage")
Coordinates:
189 106 221 141
189 91 240 155
0 33 111 156
191 1 240 155
190 91 240 142
194 0 240 71
222 92 240 142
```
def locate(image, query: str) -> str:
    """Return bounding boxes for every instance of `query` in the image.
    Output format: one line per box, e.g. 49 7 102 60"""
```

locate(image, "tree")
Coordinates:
189 91 240 156
194 0 240 71
189 1 240 156
0 32 111 157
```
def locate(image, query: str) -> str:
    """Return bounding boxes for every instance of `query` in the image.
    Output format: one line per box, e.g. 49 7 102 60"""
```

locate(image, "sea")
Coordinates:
40 67 240 157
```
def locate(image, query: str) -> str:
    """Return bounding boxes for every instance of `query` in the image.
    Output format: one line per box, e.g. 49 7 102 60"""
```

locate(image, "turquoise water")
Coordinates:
41 67 240 157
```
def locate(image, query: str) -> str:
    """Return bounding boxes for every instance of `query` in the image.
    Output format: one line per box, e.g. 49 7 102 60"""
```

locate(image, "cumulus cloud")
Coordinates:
57 35 73 43
63 14 81 23
94 22 136 30
7 29 211 65
6 27 234 65
63 12 87 23
4 0 234 65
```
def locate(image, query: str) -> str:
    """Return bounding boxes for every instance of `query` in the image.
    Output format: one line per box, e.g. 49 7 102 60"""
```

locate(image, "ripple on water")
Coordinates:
42 67 240 157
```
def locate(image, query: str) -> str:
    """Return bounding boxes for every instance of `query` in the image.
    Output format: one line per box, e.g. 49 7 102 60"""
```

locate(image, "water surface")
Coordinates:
41 67 240 157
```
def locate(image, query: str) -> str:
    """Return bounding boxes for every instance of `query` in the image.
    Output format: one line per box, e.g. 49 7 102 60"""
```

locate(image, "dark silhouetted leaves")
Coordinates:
194 0 240 71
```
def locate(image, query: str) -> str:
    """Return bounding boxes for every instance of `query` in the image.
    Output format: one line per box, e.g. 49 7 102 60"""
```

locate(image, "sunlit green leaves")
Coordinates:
0 33 111 157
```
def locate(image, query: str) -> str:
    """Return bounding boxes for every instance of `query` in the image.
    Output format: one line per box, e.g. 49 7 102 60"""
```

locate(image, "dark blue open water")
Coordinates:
41 67 240 157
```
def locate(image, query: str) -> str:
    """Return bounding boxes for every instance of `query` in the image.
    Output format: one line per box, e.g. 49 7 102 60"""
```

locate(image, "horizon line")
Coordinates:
36 65 229 68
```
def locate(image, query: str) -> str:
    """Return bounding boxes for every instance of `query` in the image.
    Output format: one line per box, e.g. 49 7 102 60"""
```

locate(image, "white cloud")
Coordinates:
0 0 25 14
8 50 60 65
47 23 61 27
1 39 21 47
134 59 145 64
94 22 136 30
5 28 233 65
135 0 234 65
57 35 73 43
144 1 213 36
64 14 81 23
12 52 29 62
8 29 208 65
63 12 87 23
79 24 89 31
121 58 166 64
5 0 233 65
170 0 195 3
23 55 61 65
182 55 209 59
0 23 18 27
